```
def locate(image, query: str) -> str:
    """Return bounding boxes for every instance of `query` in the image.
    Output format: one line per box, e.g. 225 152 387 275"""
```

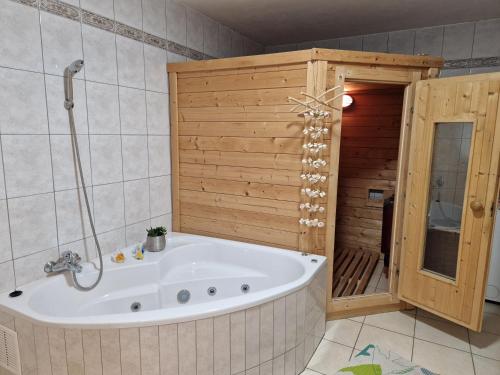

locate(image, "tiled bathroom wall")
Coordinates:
0 0 263 293
265 18 500 75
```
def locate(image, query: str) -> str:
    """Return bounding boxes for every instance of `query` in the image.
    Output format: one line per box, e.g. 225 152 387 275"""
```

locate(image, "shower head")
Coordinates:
65 59 84 76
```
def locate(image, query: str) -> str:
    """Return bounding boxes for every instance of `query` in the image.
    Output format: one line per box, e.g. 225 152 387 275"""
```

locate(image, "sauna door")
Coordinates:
398 73 500 331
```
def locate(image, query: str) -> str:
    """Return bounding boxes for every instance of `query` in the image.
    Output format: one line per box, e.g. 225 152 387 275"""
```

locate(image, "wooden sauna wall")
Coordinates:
335 87 405 254
173 63 327 253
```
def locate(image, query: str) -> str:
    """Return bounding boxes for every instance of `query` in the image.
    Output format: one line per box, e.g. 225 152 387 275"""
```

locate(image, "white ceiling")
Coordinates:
179 0 500 46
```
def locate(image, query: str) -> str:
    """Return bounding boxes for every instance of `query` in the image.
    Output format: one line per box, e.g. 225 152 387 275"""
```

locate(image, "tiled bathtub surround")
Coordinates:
265 18 500 75
0 263 326 375
0 0 263 293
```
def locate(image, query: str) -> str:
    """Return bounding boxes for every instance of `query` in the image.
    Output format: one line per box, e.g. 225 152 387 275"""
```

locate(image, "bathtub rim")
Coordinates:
0 233 327 329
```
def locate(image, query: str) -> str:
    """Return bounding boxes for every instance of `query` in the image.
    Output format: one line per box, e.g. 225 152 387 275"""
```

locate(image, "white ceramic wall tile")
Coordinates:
90 135 123 185
231 311 246 374
0 68 48 135
17 318 38 375
167 0 187 46
196 318 214 375
13 247 57 286
362 33 388 52
8 192 58 258
0 0 43 72
82 25 118 85
159 324 179 375
120 328 141 375
114 0 143 30
100 329 121 375
40 11 84 77
65 328 85 375
246 307 260 369
203 16 219 57
143 0 167 38
124 179 150 224
146 92 170 135
0 261 15 293
116 36 146 89
150 213 172 231
0 201 11 264
0 147 4 199
388 30 415 54
149 175 172 217
82 329 103 375
55 188 93 244
125 219 150 245
2 135 53 198
218 25 232 58
178 321 197 375
473 19 500 58
272 354 284 375
414 26 444 56
144 45 169 93
81 0 115 19
274 297 286 357
148 136 171 176
46 74 88 135
284 349 295 375
92 182 125 233
48 327 69 375
187 8 204 52
140 326 160 375
86 81 121 134
214 315 231 375
260 302 274 362
119 86 147 134
122 136 149 180
50 134 92 191
339 36 363 51
33 325 52 375
442 22 475 59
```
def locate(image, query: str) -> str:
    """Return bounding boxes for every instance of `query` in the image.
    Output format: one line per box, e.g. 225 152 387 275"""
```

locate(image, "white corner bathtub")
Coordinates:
0 233 327 375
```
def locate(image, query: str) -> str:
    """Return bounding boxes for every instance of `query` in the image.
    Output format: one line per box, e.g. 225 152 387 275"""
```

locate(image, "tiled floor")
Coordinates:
303 302 500 375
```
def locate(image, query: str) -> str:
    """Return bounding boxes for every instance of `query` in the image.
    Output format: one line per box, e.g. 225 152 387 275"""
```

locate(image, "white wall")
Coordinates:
265 19 500 75
0 0 263 292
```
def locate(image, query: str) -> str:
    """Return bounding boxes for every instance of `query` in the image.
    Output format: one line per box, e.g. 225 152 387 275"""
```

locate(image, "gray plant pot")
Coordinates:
145 234 166 252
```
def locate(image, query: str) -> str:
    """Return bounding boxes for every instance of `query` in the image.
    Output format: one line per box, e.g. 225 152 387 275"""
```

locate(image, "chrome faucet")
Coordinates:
44 250 83 274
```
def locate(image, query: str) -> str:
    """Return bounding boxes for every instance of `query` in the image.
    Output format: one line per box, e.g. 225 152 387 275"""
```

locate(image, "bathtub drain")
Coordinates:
177 289 191 304
241 284 250 293
207 287 217 296
130 302 142 312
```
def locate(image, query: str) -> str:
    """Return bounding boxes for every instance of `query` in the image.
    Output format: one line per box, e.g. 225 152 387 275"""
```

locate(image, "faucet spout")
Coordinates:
44 250 83 275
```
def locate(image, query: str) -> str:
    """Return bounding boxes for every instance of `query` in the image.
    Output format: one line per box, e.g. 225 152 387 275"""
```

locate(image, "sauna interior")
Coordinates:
333 82 405 298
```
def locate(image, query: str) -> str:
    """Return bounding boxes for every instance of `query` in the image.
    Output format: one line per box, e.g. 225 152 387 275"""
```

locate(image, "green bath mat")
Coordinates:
335 344 438 375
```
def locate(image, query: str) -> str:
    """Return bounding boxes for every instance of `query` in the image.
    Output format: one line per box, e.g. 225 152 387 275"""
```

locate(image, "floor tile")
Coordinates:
307 339 352 375
349 316 365 323
483 313 500 336
485 302 500 316
324 319 362 347
364 310 416 336
470 331 500 361
355 325 413 360
473 355 500 375
412 339 474 375
416 308 449 323
301 369 322 375
415 316 470 351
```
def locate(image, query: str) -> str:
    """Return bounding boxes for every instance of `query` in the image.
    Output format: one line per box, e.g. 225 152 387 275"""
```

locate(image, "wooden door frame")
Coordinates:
325 65 431 319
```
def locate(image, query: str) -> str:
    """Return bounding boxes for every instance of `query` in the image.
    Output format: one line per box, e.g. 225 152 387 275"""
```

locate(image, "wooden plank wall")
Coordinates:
335 87 405 254
173 63 327 252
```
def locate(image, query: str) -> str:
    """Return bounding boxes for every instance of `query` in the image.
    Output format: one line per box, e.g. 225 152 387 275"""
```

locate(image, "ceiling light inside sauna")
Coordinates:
342 94 354 108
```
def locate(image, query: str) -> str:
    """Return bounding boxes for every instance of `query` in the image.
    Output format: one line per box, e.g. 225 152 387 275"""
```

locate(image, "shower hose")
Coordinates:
64 60 104 291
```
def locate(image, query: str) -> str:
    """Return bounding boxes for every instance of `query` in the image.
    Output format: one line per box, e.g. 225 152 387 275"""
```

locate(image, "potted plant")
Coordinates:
145 226 167 252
